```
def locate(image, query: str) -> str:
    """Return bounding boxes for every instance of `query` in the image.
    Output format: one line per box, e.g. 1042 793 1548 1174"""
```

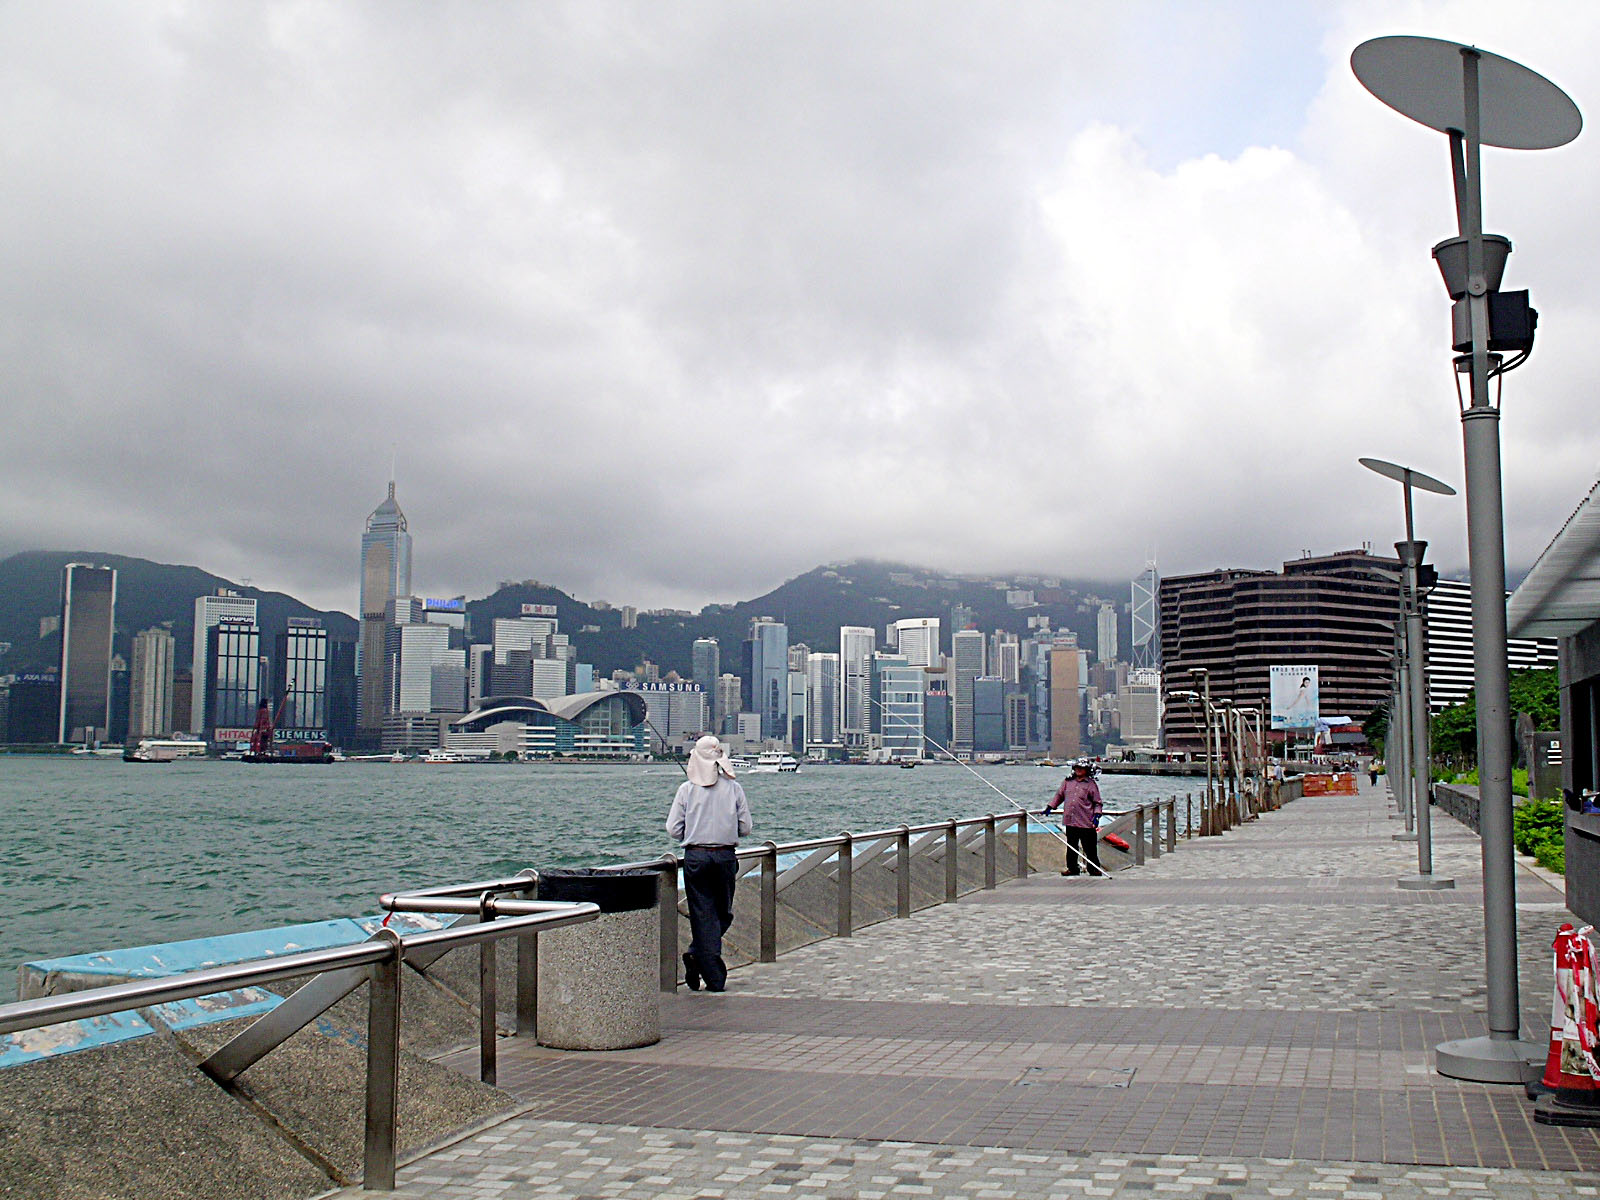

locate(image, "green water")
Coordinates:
0 757 1203 1001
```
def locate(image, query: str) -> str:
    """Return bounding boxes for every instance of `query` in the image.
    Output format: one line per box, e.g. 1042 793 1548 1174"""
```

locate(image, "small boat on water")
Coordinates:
740 752 800 773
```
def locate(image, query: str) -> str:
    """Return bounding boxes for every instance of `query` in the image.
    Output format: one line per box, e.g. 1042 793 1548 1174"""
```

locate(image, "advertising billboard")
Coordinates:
521 603 557 617
1269 665 1320 730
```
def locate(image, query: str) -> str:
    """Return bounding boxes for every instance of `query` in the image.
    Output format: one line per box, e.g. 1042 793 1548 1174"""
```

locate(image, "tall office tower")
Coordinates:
838 626 876 745
990 630 1021 683
715 673 742 735
972 677 1007 754
875 656 924 761
1120 667 1163 746
691 638 720 693
57 563 117 744
950 628 986 755
787 643 810 673
787 670 807 751
205 617 261 737
467 644 493 708
192 591 257 734
891 618 940 668
1005 690 1029 752
393 623 451 713
128 626 175 740
806 652 840 746
432 649 468 712
326 640 358 748
358 481 413 733
1131 561 1160 669
950 604 975 640
1426 578 1556 711
492 616 558 665
1097 602 1119 664
743 617 789 740
274 619 329 738
1049 645 1084 761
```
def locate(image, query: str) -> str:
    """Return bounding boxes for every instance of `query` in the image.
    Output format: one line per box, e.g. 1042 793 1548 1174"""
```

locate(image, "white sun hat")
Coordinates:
685 734 736 786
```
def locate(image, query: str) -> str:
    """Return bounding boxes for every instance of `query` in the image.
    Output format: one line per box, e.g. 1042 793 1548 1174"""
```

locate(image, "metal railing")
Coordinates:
0 897 601 1191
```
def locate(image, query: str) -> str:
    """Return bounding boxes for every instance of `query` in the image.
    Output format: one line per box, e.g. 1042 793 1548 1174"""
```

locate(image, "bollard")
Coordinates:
1186 794 1193 840
1166 799 1177 852
837 833 854 937
983 814 997 890
1016 811 1028 879
1149 804 1161 859
657 858 678 993
1133 806 1146 866
944 821 959 902
478 891 497 1086
896 825 912 918
760 841 779 962
515 869 538 1035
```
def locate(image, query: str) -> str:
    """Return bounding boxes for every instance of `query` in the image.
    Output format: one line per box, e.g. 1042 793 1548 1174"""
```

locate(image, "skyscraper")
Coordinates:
891 618 940 668
838 626 876 746
951 628 986 756
1097 602 1119 664
274 619 329 739
1049 643 1085 761
715 673 742 735
57 563 117 744
691 638 720 693
358 481 413 733
192 590 257 734
806 652 840 746
128 626 176 740
205 617 261 738
744 618 789 740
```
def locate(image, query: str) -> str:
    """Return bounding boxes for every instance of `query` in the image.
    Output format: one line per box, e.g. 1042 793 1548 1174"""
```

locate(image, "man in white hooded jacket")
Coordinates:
667 735 753 992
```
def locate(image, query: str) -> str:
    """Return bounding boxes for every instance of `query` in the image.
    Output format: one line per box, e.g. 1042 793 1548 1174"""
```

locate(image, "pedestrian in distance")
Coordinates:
1368 762 1380 787
667 735 753 992
1043 757 1107 877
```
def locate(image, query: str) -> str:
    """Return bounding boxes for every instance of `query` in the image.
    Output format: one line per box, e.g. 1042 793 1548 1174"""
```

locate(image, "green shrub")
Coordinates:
1535 837 1566 874
1514 798 1564 856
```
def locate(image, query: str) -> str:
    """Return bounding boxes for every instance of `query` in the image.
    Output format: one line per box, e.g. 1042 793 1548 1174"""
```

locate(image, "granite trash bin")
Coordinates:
535 867 662 1050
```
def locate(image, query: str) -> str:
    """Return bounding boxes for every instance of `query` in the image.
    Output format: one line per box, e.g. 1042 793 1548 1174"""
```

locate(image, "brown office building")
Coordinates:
1159 550 1401 752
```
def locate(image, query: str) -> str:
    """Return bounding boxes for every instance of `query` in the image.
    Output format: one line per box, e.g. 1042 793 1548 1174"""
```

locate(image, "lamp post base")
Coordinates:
1436 1035 1541 1084
1392 832 1418 842
1398 873 1455 890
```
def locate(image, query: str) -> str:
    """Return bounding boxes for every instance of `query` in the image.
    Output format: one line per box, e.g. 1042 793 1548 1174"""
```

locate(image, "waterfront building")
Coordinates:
805 652 840 746
358 482 413 734
448 691 647 758
891 618 940 668
1049 643 1085 761
744 618 789 741
734 712 761 743
467 644 492 709
191 591 258 735
951 628 986 756
972 676 1007 755
128 626 176 740
57 563 117 744
1005 690 1029 752
492 615 558 665
715 673 742 735
874 656 924 760
691 638 720 693
5 673 60 744
1131 562 1160 669
1119 667 1163 747
787 670 807 751
272 619 329 739
171 670 193 736
1097 602 1119 665
1158 549 1401 752
839 626 876 745
204 617 261 740
838 626 875 746
990 631 1021 684
621 681 708 750
326 640 357 748
924 689 952 759
1426 578 1555 712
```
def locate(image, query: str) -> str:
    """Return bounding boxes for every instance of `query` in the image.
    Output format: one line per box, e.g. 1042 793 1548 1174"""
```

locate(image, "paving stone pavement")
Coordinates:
358 780 1600 1198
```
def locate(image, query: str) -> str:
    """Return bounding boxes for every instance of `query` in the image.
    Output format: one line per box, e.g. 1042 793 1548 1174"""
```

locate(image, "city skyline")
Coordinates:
3 5 1598 614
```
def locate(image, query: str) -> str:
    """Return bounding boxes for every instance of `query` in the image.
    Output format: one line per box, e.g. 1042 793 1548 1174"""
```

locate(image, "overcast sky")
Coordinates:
3 1 1597 615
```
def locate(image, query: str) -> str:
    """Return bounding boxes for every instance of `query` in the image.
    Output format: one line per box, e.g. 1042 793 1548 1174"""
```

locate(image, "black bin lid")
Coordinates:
538 867 660 913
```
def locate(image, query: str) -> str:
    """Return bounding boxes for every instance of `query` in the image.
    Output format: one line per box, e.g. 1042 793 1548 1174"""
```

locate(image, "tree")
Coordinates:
1428 668 1559 770
1363 703 1389 756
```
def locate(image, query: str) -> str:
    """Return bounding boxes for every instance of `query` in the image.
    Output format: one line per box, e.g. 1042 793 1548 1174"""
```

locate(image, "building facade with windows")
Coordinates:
128 626 176 740
58 563 117 744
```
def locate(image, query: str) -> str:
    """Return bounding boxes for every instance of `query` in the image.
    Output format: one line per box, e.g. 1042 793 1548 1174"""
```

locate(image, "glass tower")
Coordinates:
358 481 412 731
58 563 117 744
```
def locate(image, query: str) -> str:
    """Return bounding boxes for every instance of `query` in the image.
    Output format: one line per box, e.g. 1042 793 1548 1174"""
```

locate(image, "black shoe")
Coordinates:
682 952 701 992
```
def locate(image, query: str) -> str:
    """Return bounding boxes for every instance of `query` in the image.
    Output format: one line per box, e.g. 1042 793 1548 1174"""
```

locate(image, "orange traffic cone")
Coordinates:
1533 924 1600 1126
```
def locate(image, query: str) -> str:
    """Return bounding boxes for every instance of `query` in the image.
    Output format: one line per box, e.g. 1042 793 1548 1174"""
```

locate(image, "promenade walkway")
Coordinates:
355 779 1600 1198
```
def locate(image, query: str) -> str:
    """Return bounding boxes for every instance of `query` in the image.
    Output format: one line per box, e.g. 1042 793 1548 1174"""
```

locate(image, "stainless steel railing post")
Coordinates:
514 869 537 1036
1186 794 1192 840
944 821 958 902
837 833 854 937
983 814 997 890
1166 799 1177 852
362 928 403 1192
657 856 678 992
760 841 778 962
1016 811 1028 879
1149 804 1161 859
896 825 912 918
478 892 497 1087
1133 806 1146 866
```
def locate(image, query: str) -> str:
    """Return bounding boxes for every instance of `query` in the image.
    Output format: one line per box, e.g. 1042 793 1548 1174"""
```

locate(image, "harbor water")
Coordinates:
0 757 1204 1002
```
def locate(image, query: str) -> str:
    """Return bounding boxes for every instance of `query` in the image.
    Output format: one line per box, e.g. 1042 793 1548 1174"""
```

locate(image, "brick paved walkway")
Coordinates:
350 779 1600 1198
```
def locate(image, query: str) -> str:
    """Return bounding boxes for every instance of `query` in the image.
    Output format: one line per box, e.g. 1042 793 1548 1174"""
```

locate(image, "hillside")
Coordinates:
2 552 1128 683
0 551 357 676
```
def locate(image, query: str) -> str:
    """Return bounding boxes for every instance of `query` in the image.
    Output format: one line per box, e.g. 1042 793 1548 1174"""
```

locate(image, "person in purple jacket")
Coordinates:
1043 758 1107 877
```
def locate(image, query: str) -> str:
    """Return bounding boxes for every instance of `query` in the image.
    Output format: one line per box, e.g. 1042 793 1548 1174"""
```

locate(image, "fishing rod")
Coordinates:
838 670 1113 878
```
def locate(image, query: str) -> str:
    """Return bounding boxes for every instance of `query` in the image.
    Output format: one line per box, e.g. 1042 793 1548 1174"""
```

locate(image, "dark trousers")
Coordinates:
683 846 739 990
1062 825 1101 876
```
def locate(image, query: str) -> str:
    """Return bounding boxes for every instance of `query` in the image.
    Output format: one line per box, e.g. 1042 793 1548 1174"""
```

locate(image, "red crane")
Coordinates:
247 693 291 760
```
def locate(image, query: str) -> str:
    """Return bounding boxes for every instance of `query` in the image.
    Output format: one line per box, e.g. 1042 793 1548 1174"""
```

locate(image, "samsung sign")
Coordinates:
621 681 704 693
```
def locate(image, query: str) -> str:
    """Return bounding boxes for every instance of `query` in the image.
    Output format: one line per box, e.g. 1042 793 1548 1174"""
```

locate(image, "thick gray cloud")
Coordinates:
1 1 1596 614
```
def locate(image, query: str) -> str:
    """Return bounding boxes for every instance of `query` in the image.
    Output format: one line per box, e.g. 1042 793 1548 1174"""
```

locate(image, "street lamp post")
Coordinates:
1361 457 1457 890
1189 668 1214 822
1353 36 1580 1083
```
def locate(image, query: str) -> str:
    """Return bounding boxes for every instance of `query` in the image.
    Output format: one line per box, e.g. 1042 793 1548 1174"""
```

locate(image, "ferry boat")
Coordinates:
741 752 800 773
124 738 209 763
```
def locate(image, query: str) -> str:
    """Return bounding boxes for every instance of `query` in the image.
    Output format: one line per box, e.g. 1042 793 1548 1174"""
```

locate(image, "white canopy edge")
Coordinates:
1508 475 1600 639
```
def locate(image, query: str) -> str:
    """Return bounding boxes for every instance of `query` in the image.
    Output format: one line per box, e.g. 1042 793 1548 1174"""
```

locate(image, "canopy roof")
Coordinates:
1508 476 1600 639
